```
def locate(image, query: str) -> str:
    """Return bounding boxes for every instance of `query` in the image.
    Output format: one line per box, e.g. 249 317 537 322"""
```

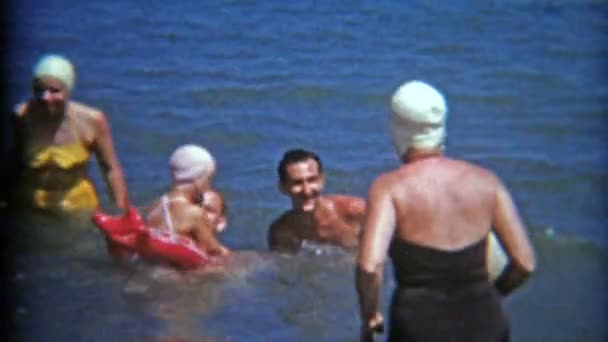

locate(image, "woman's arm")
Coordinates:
356 176 396 340
91 111 128 210
492 179 536 296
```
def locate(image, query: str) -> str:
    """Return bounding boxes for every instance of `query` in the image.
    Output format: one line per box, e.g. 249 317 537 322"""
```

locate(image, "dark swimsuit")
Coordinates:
388 237 510 342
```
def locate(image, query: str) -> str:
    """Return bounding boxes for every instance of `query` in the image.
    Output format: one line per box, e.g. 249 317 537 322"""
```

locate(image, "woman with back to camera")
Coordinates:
356 80 536 341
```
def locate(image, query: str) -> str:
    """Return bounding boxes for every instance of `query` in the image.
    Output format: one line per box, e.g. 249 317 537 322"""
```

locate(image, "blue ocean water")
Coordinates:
6 0 607 341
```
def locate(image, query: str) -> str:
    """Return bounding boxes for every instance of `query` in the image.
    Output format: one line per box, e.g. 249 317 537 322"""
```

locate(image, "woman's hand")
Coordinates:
360 311 384 342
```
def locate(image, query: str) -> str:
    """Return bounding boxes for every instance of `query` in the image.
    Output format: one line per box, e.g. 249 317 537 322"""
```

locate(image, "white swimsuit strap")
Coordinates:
162 195 175 233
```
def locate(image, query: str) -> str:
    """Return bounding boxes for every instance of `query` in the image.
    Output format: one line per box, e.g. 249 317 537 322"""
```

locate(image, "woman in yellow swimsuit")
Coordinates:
9 54 128 213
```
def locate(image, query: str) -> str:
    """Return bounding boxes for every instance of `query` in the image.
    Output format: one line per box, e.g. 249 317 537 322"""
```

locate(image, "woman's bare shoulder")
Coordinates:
366 170 402 201
13 102 29 118
449 158 500 184
375 167 407 186
69 101 105 122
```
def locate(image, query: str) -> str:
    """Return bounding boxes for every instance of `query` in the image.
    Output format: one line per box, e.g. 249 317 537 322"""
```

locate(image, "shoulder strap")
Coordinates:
162 195 175 233
67 108 83 144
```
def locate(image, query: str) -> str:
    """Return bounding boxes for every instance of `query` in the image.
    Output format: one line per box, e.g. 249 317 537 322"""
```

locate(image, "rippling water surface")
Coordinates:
6 0 607 341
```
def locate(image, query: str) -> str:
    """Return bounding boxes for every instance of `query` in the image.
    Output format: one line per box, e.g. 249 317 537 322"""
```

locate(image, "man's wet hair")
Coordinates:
277 149 323 184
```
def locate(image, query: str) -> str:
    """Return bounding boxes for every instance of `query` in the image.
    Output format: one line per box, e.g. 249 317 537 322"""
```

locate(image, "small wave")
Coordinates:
188 85 347 107
523 121 580 138
418 43 475 55
299 240 354 258
486 68 570 86
472 152 558 169
125 66 188 78
453 93 516 107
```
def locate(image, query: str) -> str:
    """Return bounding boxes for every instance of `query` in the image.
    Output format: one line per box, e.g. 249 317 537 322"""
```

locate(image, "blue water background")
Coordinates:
6 0 607 341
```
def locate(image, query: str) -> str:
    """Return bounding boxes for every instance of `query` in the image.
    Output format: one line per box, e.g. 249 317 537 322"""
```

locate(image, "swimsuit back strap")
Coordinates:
162 195 175 234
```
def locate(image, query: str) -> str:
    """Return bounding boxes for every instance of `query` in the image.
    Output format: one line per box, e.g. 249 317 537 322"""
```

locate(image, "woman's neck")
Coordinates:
32 100 68 120
401 148 443 164
169 183 199 203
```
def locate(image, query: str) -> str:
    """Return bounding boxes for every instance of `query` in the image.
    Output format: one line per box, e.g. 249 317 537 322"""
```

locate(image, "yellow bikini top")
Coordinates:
27 119 90 170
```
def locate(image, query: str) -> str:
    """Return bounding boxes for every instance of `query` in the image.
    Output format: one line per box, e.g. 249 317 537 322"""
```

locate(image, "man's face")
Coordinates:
280 158 324 212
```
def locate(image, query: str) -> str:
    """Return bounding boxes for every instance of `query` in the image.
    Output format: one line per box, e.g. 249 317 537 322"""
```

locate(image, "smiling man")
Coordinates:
268 149 366 253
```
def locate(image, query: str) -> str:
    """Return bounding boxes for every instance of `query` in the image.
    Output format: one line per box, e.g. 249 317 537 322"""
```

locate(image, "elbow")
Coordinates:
357 263 376 275
103 161 124 178
98 159 112 175
209 246 229 257
220 246 231 256
357 256 382 274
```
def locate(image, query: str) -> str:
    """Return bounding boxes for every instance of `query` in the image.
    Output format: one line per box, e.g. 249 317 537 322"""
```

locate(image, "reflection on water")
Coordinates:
10 216 276 341
5 210 607 341
9 212 367 341
119 251 272 341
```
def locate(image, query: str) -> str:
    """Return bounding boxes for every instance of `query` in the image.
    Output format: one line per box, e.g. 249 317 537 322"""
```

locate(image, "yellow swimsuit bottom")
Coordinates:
25 140 99 211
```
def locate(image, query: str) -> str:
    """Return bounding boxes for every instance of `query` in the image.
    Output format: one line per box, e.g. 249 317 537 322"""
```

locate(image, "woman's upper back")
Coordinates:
387 156 499 251
146 194 201 238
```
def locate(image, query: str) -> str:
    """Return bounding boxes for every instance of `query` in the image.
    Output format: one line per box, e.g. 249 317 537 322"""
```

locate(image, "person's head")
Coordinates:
277 149 325 212
200 190 227 233
390 80 447 161
32 54 75 115
169 144 216 198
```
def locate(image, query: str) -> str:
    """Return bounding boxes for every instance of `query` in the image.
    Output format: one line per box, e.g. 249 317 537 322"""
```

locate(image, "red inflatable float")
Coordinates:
92 206 209 269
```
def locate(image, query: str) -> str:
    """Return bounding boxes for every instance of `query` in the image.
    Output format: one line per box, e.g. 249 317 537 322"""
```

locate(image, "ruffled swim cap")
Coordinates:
390 80 447 156
33 54 76 92
169 144 216 184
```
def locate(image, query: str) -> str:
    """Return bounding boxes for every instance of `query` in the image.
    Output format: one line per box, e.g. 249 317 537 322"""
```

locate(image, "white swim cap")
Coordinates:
390 80 447 156
169 144 216 184
33 54 76 92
